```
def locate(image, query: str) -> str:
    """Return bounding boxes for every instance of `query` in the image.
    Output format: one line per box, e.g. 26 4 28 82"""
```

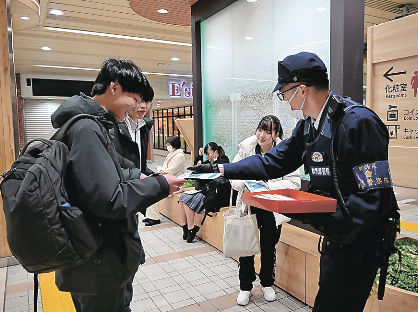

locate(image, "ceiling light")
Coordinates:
247 0 258 2
41 46 52 51
157 8 168 14
171 57 180 61
245 36 253 40
33 65 193 77
44 27 192 47
316 7 327 12
20 16 30 20
157 100 162 103
49 9 64 16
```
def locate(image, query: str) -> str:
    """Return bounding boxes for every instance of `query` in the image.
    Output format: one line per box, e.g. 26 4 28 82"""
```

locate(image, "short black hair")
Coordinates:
91 59 154 101
166 135 181 149
303 69 329 90
257 115 283 140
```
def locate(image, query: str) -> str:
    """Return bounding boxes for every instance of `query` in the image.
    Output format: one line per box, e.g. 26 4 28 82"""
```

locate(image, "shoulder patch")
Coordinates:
352 160 393 190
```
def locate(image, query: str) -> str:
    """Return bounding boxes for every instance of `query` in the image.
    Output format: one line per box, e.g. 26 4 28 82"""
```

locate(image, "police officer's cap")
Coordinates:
273 52 327 92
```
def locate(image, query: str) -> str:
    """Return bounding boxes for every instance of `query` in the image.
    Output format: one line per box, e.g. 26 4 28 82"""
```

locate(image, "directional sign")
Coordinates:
383 66 407 82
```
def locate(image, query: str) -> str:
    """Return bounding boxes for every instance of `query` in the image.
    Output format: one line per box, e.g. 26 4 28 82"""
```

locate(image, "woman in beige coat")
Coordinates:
143 136 186 226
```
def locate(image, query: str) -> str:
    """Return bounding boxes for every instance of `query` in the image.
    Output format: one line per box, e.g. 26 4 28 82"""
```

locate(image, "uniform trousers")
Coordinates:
239 207 281 291
313 239 379 312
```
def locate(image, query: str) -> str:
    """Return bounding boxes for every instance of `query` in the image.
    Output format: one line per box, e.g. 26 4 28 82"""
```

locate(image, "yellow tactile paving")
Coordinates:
39 272 75 312
400 220 418 234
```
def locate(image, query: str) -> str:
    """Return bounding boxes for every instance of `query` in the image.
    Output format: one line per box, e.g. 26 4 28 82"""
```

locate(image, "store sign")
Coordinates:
378 63 418 140
169 80 193 98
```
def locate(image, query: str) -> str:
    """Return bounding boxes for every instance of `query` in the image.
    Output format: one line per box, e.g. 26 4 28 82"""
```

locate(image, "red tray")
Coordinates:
242 189 337 214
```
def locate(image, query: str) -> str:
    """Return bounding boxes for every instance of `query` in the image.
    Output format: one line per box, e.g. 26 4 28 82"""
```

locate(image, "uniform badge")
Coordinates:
311 152 323 162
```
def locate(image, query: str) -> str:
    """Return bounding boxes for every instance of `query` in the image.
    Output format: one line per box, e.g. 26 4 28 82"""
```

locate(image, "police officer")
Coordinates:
189 52 399 312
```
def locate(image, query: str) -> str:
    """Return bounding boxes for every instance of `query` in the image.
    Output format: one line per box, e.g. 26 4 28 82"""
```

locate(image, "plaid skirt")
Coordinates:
178 192 206 214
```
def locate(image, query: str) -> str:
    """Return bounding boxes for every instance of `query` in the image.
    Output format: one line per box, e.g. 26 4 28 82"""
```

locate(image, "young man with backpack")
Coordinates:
50 59 185 311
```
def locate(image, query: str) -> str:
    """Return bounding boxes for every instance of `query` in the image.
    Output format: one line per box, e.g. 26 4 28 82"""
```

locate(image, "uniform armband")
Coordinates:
352 160 393 190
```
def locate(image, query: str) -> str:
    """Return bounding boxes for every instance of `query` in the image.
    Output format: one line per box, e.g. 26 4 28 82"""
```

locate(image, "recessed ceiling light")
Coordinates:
157 8 168 14
245 36 253 40
41 46 52 51
157 100 162 103
20 16 30 20
247 0 258 2
316 7 327 12
171 57 180 61
49 9 64 16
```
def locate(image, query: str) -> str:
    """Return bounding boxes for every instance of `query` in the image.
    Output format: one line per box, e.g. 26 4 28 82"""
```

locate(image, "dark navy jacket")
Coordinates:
224 93 396 245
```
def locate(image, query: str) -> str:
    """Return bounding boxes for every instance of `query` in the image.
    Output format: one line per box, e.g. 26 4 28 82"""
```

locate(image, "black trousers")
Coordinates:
71 276 134 312
239 207 281 291
312 239 379 312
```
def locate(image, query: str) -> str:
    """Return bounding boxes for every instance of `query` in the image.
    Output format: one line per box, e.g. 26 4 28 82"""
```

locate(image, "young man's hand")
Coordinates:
163 174 185 195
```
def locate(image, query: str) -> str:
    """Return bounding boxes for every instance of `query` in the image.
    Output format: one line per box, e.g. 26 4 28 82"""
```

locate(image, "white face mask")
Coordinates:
286 87 306 120
166 145 174 153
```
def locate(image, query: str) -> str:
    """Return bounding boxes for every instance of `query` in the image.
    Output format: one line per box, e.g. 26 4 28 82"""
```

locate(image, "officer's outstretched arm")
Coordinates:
223 122 305 180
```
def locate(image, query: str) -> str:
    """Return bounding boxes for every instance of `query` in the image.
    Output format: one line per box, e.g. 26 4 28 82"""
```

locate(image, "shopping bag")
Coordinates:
222 205 260 257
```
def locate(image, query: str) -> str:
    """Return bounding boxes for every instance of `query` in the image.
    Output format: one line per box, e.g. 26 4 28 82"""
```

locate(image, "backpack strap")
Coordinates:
51 114 124 181
33 273 38 312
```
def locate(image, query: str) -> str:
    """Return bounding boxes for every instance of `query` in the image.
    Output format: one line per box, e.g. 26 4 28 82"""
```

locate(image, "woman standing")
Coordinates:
178 142 229 243
232 115 301 306
143 136 186 226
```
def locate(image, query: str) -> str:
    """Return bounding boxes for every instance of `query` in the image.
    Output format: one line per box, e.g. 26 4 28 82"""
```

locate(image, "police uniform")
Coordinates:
221 53 399 312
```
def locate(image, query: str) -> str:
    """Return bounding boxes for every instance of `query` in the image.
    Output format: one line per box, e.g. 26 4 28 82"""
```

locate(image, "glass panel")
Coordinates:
201 0 330 159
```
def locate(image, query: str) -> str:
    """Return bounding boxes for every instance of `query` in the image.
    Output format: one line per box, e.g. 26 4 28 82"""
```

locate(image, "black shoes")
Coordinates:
182 224 189 240
144 219 161 226
186 225 200 243
142 218 149 223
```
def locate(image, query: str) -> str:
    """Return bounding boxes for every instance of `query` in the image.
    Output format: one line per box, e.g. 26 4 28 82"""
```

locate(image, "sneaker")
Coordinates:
142 218 149 223
262 287 276 302
236 290 251 306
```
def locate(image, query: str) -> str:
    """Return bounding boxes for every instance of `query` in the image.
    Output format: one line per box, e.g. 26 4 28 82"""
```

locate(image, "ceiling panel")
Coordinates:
10 0 417 88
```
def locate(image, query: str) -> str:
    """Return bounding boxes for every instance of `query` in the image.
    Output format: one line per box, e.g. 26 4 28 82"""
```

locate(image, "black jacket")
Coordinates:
51 93 169 294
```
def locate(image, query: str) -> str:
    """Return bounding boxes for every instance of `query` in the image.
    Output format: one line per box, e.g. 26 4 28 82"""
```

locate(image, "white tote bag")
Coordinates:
223 203 260 257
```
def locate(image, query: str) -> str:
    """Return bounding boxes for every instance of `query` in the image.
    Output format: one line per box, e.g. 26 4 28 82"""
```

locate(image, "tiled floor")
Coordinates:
1 151 417 311
1 214 312 312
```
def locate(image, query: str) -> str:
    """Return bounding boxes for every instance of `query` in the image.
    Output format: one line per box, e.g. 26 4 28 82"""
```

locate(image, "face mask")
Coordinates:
286 87 306 120
166 145 174 153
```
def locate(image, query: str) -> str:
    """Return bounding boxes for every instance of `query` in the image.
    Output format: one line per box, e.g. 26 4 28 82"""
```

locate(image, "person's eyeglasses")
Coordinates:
276 84 301 101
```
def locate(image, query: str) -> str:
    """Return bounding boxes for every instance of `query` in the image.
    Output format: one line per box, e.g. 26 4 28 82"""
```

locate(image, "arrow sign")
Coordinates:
383 67 407 82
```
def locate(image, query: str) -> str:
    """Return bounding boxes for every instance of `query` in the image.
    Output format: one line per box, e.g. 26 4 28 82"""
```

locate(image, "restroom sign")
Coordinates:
169 80 193 98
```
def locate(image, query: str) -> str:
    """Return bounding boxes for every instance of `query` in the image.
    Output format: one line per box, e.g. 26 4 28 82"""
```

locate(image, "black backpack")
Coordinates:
0 114 122 274
200 177 231 224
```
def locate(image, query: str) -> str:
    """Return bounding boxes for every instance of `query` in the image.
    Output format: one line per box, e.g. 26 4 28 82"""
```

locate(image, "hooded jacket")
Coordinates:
51 93 169 294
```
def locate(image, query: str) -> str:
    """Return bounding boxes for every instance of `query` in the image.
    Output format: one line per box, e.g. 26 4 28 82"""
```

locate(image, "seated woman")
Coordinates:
231 115 301 306
178 142 229 243
143 135 186 226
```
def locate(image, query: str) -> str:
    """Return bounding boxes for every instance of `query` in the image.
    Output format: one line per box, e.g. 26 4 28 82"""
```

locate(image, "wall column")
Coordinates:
0 0 17 258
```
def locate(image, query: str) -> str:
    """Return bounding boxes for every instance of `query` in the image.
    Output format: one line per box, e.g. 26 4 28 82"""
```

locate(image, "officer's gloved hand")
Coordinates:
187 163 219 173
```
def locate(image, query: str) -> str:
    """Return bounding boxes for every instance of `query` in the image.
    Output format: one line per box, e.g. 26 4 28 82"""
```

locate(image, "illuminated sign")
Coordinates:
169 80 193 98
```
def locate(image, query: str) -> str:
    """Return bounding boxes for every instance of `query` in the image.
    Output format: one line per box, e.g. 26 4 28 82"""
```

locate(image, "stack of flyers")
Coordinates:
244 180 269 193
253 194 296 201
179 172 222 180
